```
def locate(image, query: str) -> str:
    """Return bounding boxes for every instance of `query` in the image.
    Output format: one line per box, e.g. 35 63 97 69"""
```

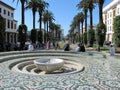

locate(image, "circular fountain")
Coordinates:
10 57 84 75
34 58 64 73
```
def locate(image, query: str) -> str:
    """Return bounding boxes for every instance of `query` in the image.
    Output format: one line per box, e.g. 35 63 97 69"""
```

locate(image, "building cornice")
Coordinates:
103 0 120 12
0 1 15 10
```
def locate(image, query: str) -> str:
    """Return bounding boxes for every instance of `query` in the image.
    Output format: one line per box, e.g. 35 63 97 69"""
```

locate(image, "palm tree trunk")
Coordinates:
78 24 80 42
90 9 93 29
21 1 25 24
46 21 48 41
99 4 103 23
43 22 46 43
33 11 36 29
85 11 87 32
81 22 84 43
39 12 42 31
39 12 42 43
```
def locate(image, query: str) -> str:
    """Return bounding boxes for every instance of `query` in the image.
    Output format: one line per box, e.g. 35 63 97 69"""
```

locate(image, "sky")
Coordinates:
2 0 112 36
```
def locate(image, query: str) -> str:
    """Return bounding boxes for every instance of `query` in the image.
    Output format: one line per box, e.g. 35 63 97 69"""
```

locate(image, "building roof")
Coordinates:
0 1 15 10
103 0 120 12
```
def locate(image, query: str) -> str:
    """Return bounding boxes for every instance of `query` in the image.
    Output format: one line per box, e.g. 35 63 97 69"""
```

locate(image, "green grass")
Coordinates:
92 45 110 52
59 41 67 49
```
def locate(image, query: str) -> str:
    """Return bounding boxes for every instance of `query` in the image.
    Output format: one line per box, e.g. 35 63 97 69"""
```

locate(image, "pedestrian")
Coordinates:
80 43 85 52
64 43 70 51
55 41 60 50
46 41 50 50
75 43 81 52
110 44 115 56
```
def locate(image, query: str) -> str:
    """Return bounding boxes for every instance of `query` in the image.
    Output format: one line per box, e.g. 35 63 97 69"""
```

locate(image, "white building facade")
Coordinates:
0 1 17 44
103 0 120 42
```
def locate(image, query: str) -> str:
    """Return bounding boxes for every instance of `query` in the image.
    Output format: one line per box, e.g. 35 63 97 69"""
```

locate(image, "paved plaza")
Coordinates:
0 50 120 90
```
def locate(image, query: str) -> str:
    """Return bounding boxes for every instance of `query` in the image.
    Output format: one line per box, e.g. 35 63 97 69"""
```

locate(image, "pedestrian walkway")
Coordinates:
0 49 120 89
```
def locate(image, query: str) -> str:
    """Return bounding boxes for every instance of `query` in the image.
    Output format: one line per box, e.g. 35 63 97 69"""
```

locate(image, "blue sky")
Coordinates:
2 0 112 36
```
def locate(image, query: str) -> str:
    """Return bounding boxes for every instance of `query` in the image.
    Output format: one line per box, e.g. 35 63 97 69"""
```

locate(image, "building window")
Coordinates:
110 19 111 24
14 24 16 29
4 18 6 28
113 10 116 17
8 11 10 16
110 26 111 31
4 9 6 14
11 21 13 29
11 13 13 17
107 26 109 31
7 19 10 28
110 12 112 17
118 8 119 14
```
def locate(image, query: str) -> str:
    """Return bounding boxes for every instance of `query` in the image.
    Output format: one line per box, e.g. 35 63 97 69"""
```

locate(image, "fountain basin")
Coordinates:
34 58 64 73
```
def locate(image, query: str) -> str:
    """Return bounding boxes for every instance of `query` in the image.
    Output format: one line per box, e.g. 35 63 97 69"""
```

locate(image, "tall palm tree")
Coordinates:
49 22 54 39
96 0 105 23
37 0 49 43
95 0 106 51
77 0 89 32
26 0 38 29
38 0 49 31
13 0 29 24
73 13 83 42
68 28 74 43
80 12 85 43
42 11 48 43
72 12 85 43
42 10 54 42
54 24 60 40
88 0 95 29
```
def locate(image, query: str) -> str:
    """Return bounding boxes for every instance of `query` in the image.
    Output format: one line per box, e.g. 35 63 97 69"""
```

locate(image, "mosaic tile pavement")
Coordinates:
0 50 120 90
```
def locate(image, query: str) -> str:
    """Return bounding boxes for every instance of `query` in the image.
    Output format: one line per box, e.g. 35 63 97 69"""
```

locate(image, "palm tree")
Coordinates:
80 12 85 43
54 24 60 40
95 0 106 51
88 0 95 29
42 11 48 43
68 28 74 43
49 22 56 40
42 10 54 42
13 0 29 24
26 0 38 29
38 0 49 31
70 20 77 43
77 0 89 32
96 0 105 23
72 12 85 42
72 12 84 42
37 0 49 43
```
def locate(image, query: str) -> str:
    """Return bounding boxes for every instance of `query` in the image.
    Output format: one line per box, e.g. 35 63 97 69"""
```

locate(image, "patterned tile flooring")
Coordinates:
0 50 120 90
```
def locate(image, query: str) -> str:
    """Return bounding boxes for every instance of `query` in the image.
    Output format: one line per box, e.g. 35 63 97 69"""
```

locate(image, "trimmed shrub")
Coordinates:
0 15 6 51
18 24 27 42
96 22 106 47
31 29 37 43
88 29 95 47
18 24 27 50
84 32 87 45
38 30 43 43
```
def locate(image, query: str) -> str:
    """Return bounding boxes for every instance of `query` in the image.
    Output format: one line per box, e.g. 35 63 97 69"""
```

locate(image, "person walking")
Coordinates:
46 41 50 50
